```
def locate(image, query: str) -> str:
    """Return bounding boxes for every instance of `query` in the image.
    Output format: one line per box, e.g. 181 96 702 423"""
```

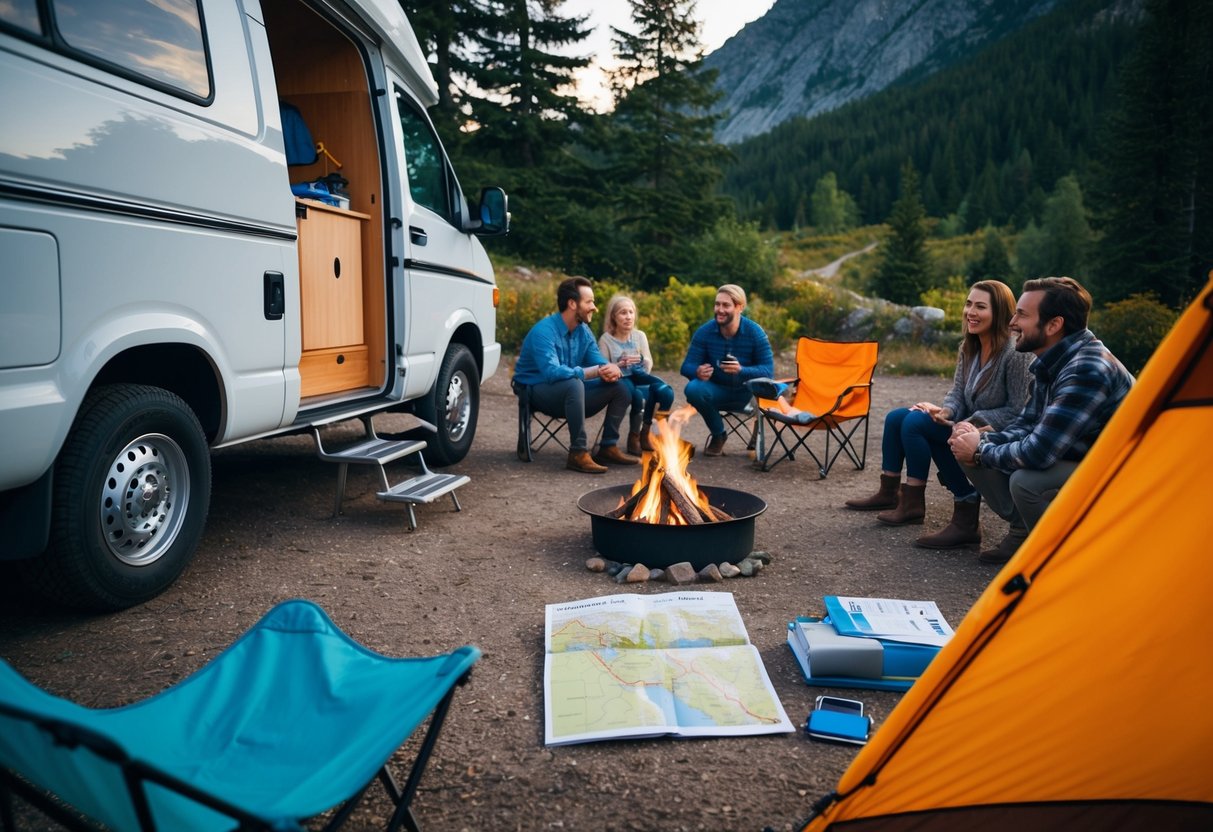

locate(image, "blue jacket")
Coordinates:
513 313 609 386
679 316 774 390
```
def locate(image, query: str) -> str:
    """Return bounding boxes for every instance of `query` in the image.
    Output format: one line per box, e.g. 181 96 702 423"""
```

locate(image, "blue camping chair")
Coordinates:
0 600 479 832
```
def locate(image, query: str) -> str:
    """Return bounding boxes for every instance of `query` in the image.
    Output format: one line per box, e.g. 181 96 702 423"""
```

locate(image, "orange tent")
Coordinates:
802 278 1213 831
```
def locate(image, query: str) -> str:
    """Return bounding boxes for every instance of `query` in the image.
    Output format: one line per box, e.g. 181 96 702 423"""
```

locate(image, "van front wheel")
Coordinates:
23 384 211 611
419 344 479 467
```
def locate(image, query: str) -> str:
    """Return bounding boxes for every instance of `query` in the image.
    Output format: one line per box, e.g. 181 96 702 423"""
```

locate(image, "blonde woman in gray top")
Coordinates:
598 295 675 455
846 280 1033 549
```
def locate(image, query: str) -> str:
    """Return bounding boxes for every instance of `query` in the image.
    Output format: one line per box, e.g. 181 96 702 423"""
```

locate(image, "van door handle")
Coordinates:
263 271 284 320
409 225 428 246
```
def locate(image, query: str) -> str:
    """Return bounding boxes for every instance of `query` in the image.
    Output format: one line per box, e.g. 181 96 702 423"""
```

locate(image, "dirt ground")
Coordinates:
0 366 1006 832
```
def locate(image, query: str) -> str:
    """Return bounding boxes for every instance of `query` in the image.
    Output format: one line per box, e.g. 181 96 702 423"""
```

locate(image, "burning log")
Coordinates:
661 478 704 525
606 488 644 520
609 405 739 526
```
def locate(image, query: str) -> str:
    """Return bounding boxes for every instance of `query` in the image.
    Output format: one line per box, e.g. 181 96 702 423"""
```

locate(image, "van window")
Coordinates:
396 88 454 221
1 0 41 33
52 0 210 99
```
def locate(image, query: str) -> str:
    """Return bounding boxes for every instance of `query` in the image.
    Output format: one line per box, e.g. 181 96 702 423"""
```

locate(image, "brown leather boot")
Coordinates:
627 431 643 456
593 444 639 466
639 421 654 452
845 474 901 511
876 484 926 526
567 449 607 474
915 499 981 549
978 526 1028 564
704 434 727 456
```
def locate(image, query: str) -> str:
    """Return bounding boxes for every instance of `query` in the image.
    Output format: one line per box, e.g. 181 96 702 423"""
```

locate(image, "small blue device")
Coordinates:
806 695 872 745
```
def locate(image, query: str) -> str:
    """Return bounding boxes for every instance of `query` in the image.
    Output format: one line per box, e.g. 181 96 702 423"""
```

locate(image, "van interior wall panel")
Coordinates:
263 0 387 394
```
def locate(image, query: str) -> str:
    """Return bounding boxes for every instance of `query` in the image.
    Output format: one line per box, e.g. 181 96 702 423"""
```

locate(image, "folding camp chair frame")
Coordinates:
720 401 759 452
512 379 569 462
754 384 872 477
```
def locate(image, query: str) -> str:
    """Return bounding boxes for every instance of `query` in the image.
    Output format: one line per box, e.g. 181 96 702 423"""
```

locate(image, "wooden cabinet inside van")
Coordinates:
296 198 371 396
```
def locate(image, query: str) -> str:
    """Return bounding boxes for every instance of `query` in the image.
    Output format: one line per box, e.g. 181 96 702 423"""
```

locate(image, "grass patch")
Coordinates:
877 342 956 376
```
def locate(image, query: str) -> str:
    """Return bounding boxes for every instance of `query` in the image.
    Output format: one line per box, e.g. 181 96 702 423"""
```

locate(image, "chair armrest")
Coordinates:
823 382 873 415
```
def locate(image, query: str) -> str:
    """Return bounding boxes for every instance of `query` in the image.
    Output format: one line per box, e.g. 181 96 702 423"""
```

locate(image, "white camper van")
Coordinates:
0 0 509 609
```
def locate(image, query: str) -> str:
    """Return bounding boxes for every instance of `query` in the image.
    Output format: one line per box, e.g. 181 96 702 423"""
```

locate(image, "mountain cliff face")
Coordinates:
705 0 1058 144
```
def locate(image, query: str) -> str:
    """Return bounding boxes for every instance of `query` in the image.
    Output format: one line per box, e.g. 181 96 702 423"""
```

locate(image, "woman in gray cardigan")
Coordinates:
846 280 1033 549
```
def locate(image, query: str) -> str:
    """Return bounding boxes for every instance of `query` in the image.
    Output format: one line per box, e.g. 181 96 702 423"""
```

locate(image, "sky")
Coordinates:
559 0 778 111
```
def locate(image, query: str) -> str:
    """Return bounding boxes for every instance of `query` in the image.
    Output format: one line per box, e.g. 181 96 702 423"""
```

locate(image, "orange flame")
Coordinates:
622 405 716 525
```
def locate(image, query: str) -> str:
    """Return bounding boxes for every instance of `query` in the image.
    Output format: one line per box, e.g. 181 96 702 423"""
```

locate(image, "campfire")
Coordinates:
607 406 734 525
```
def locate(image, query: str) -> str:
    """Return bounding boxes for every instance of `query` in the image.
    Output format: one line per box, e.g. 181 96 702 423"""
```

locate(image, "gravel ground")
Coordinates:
0 366 1006 832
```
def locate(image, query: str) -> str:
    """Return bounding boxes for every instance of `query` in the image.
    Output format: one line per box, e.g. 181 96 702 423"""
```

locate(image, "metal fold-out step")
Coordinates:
377 472 470 531
311 414 468 530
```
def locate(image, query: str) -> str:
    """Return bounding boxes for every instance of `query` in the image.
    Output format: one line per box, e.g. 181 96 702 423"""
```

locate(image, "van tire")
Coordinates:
418 343 479 467
22 384 211 612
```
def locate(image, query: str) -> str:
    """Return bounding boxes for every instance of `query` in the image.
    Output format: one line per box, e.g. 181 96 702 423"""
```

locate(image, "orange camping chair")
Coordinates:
752 338 878 477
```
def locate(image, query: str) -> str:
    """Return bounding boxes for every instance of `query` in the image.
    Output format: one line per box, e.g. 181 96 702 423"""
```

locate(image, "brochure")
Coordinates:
822 596 954 647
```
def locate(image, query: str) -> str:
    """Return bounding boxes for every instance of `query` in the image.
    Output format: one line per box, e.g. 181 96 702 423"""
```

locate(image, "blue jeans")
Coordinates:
685 379 752 438
621 372 675 432
526 377 631 451
882 407 977 500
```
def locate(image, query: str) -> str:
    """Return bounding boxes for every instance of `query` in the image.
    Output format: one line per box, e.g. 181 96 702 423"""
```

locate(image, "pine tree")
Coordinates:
1017 175 1093 281
399 1 487 145
466 0 592 169
874 162 932 305
967 229 1014 284
809 172 859 233
1092 0 1213 307
602 0 731 286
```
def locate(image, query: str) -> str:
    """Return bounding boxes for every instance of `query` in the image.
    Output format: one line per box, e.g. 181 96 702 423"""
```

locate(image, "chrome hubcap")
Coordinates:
444 371 471 442
100 433 190 566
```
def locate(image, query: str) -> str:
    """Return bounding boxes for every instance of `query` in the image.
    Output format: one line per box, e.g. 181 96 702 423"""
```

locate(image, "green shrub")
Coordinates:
775 279 852 339
919 275 969 326
643 278 717 368
680 216 780 297
1090 292 1179 376
496 278 558 353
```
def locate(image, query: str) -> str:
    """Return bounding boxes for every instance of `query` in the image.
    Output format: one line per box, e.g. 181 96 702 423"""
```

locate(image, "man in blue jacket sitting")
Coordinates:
514 277 638 474
680 284 775 456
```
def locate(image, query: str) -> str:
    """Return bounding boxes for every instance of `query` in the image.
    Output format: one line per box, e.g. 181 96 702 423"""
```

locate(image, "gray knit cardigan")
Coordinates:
941 339 1034 430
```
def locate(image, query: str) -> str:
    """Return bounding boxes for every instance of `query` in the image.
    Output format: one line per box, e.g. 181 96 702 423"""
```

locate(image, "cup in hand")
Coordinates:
621 349 640 374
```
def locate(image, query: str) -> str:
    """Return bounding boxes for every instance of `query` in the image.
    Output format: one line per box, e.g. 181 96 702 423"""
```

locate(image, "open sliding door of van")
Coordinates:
262 0 389 402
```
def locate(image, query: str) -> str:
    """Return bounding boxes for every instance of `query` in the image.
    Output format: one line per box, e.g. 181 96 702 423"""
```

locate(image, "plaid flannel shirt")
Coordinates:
979 329 1134 473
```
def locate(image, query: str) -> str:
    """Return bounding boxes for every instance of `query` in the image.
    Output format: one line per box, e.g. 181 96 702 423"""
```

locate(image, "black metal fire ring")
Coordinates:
576 484 767 570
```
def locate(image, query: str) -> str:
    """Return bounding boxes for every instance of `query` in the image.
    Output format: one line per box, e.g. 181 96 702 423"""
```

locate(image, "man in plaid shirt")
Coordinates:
949 277 1134 564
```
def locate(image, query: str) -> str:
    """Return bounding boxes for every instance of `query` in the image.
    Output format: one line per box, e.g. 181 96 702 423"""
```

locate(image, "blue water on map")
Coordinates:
667 637 713 648
644 687 716 726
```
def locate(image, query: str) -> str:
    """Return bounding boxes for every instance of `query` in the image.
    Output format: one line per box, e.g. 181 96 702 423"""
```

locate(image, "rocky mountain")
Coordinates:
705 0 1059 144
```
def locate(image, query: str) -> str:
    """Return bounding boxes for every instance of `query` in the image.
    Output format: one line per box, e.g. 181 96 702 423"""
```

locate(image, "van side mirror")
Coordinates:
471 187 509 237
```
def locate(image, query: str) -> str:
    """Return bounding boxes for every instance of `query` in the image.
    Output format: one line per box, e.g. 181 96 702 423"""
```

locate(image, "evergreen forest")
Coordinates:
404 0 1213 314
